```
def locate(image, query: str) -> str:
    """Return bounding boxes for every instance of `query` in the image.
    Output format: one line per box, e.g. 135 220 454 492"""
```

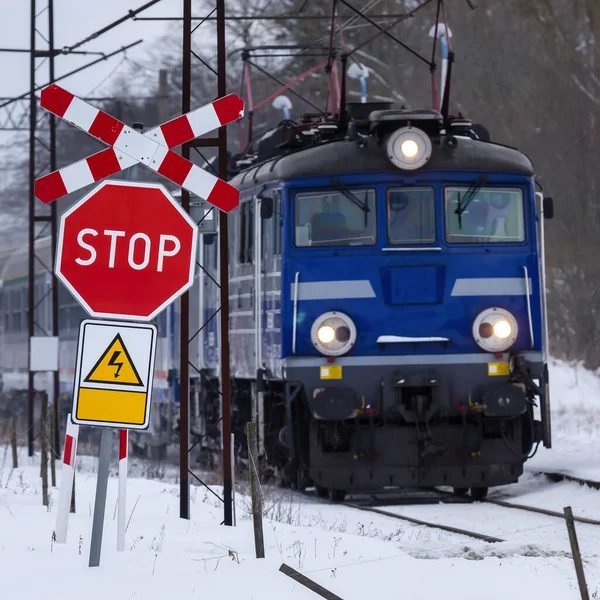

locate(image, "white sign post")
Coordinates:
55 414 79 543
117 429 128 552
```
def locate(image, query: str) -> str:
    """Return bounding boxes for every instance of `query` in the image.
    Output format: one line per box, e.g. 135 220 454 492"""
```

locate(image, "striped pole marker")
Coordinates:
231 432 236 527
117 429 128 551
35 85 244 212
55 415 79 543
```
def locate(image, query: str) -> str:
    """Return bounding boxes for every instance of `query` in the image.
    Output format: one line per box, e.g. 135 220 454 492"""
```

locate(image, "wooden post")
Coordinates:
50 403 56 487
10 414 18 469
246 421 265 558
279 564 344 600
41 392 49 506
564 506 589 600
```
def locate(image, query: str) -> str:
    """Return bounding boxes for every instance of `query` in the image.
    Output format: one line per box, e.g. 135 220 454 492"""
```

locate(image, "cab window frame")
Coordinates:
293 187 378 248
386 186 436 246
444 186 527 245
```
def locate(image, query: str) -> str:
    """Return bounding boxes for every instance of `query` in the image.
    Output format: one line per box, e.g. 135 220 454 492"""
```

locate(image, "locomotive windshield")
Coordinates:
445 187 525 244
294 189 377 246
387 188 436 245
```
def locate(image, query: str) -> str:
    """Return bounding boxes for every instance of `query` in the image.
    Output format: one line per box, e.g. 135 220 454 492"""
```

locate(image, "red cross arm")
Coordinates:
35 85 244 212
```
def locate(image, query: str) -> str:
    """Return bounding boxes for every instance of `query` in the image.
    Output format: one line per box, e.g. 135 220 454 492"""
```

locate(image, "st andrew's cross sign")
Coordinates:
35 84 244 212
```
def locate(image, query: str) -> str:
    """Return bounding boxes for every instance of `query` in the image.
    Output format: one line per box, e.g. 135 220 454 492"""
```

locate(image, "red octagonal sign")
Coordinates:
56 180 198 321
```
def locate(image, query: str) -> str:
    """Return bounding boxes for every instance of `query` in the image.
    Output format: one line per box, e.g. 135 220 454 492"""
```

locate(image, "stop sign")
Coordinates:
56 180 198 321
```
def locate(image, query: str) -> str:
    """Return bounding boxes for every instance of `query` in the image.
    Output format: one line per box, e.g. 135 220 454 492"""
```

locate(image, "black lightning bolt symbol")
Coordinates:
107 350 124 378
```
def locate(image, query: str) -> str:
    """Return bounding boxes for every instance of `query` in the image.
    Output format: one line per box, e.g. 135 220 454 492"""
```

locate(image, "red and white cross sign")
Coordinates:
35 85 244 212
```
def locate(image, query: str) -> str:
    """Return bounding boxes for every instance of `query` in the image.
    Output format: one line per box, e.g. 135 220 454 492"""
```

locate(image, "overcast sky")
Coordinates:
0 0 186 100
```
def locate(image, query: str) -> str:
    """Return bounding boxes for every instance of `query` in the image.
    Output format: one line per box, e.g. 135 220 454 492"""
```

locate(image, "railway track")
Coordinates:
539 471 600 491
433 488 600 527
483 496 600 526
343 501 505 543
336 482 600 545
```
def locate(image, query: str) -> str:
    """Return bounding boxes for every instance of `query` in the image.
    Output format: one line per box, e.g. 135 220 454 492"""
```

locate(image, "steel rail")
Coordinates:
484 498 600 527
436 487 600 527
343 502 505 543
540 471 600 491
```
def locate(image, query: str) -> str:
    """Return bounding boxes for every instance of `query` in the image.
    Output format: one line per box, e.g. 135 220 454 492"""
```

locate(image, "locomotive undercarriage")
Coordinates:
190 354 545 503
287 354 545 500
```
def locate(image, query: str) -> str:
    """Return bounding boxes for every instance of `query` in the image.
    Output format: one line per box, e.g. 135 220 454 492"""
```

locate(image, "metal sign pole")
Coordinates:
216 0 233 529
27 0 36 458
89 428 112 567
179 0 192 521
48 0 61 458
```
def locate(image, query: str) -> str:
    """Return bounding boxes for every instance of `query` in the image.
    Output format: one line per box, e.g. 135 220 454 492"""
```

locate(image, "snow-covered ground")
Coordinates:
529 359 600 480
2 358 600 599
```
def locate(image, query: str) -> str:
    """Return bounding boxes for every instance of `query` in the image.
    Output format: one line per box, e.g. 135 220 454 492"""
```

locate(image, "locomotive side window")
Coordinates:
294 188 376 247
246 201 254 264
238 201 254 264
387 188 435 245
445 187 525 244
261 190 282 259
273 190 282 256
237 204 246 263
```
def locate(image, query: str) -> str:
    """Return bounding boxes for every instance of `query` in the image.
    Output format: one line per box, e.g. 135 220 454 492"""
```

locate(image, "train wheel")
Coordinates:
470 487 488 501
328 489 347 503
315 484 328 498
453 487 469 496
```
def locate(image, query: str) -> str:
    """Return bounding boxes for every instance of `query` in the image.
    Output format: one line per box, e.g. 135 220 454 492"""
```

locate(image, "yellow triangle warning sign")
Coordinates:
83 334 143 387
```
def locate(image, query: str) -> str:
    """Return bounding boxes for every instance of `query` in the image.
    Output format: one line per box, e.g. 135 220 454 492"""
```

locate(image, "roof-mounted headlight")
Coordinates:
472 307 518 353
311 311 357 357
386 126 432 171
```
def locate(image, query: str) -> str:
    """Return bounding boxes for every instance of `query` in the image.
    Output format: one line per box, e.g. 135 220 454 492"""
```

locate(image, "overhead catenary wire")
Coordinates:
232 0 438 129
63 0 162 55
0 0 168 113
247 59 327 115
0 41 143 111
84 55 129 97
133 13 430 21
343 0 437 59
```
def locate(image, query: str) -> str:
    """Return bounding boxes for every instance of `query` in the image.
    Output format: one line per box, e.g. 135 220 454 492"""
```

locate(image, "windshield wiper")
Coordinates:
330 179 370 214
454 174 489 229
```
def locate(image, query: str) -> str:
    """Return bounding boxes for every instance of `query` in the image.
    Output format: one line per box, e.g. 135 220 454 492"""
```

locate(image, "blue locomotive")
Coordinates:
196 103 554 501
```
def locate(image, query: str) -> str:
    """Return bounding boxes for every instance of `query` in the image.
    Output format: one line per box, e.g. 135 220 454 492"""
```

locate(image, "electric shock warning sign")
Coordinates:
71 320 157 429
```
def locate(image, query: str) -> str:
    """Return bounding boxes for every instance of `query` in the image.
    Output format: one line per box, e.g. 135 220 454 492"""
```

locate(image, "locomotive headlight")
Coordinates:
401 139 419 158
311 311 357 356
317 325 336 344
387 126 432 171
472 307 518 352
493 320 512 339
